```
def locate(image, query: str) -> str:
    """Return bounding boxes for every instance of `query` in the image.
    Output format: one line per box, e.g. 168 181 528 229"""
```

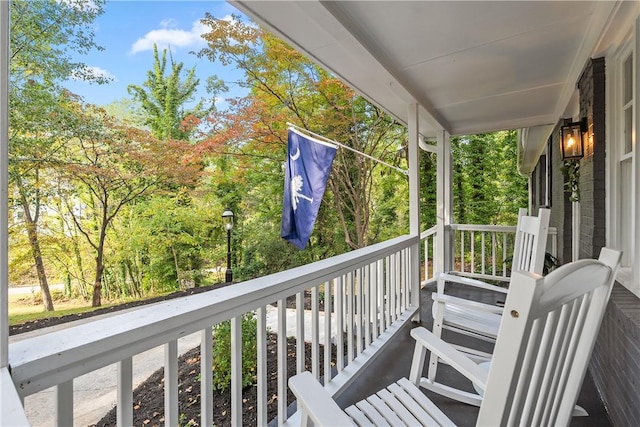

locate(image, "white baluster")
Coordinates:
231 316 242 427
164 340 178 427
257 307 267 426
117 357 132 427
201 327 213 427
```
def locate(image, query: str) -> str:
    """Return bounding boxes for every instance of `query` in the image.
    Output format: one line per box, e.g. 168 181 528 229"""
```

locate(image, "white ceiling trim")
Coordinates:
552 1 618 120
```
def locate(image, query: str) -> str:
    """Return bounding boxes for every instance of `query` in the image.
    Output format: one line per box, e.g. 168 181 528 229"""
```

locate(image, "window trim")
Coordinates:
607 32 638 296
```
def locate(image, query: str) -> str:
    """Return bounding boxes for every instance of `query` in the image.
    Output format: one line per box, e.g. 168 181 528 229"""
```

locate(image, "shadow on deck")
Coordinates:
334 282 612 426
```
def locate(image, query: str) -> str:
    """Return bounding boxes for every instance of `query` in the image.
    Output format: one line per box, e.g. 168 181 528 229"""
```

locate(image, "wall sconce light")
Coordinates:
560 119 586 160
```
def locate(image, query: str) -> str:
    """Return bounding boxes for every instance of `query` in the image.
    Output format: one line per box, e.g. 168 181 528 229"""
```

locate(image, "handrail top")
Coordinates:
451 224 518 232
423 223 559 233
420 225 437 238
450 224 558 234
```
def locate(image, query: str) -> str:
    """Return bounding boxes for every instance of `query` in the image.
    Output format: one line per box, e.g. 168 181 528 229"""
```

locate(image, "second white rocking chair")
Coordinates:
427 208 550 405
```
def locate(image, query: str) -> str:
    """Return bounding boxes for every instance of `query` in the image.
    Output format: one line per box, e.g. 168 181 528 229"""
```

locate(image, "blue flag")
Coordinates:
281 128 337 249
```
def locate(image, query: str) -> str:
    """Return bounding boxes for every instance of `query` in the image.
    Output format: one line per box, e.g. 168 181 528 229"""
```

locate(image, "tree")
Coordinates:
197 15 408 255
127 44 220 141
9 0 107 310
54 103 201 307
108 192 218 294
125 46 226 289
452 131 527 225
419 150 438 228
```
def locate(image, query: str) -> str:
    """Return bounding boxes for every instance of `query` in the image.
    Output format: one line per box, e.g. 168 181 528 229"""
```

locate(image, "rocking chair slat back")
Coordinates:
511 208 550 273
478 248 621 426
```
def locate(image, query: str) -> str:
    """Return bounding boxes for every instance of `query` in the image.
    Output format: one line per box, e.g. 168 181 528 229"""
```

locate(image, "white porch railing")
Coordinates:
421 224 558 285
5 235 420 426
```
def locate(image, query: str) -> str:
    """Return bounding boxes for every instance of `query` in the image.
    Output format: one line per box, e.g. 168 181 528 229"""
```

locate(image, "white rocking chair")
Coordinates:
427 207 550 404
289 247 621 427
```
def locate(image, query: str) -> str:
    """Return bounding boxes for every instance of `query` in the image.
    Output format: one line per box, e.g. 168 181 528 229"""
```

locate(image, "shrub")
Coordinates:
212 313 258 391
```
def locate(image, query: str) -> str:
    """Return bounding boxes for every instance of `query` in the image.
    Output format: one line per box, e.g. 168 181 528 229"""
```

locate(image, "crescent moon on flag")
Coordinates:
290 147 300 161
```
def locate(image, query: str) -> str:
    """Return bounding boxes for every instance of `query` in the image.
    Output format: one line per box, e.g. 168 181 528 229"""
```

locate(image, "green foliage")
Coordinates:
178 413 198 427
9 0 107 87
544 252 560 274
452 131 527 225
369 164 410 242
561 160 580 202
127 44 214 141
106 191 219 296
420 151 438 229
212 313 258 391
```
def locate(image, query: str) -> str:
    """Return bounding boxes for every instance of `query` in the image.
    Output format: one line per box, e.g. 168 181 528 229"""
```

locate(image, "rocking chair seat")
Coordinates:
290 371 456 427
431 293 502 341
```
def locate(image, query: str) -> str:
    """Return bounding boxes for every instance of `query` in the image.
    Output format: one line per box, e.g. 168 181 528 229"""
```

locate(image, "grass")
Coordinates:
10 292 109 325
8 289 172 326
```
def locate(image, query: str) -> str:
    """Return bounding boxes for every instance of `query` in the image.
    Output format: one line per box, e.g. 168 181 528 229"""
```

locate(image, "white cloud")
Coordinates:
220 14 235 23
130 19 209 55
88 66 115 81
70 66 115 82
214 96 227 109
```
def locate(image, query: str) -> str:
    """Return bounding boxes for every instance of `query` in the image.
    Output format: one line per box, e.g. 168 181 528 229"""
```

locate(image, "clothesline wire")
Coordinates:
287 122 409 176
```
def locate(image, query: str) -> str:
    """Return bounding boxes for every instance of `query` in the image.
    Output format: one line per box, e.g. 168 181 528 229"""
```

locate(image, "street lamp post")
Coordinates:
222 208 234 283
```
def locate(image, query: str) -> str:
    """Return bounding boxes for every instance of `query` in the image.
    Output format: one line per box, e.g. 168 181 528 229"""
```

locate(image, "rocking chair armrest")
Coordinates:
432 293 505 315
289 371 355 426
411 327 488 391
437 272 509 294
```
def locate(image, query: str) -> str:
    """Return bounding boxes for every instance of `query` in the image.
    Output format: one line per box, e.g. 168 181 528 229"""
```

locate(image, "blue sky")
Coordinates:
64 1 248 109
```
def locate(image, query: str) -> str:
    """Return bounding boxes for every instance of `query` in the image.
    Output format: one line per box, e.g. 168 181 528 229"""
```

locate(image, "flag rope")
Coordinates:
287 123 409 176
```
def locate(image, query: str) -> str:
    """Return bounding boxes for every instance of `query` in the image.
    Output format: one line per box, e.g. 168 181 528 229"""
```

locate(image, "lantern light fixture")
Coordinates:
222 208 234 231
560 119 586 160
222 208 234 282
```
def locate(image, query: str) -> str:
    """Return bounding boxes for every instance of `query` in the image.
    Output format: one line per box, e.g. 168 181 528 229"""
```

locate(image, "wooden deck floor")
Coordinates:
334 282 612 426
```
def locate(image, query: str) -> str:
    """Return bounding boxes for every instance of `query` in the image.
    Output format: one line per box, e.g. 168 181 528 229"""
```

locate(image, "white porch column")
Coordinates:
634 16 640 290
572 201 580 261
436 130 453 275
528 176 534 214
408 104 420 319
1 0 9 369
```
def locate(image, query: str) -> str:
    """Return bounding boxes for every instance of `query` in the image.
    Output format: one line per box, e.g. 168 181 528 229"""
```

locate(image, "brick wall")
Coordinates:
578 57 640 427
591 283 640 426
577 58 607 260
531 55 640 426
531 124 572 264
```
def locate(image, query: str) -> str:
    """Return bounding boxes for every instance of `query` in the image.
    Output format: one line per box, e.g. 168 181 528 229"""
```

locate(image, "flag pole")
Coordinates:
287 123 409 176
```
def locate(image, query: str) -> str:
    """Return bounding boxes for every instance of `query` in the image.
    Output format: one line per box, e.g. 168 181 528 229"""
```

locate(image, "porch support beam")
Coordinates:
0 0 9 369
408 103 420 320
436 130 453 275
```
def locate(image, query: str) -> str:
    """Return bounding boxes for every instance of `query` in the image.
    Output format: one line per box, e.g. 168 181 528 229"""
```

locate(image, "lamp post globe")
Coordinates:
222 208 234 283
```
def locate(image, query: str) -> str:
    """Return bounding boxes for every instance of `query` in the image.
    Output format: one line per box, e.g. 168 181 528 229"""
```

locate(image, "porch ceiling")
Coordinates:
232 1 617 139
